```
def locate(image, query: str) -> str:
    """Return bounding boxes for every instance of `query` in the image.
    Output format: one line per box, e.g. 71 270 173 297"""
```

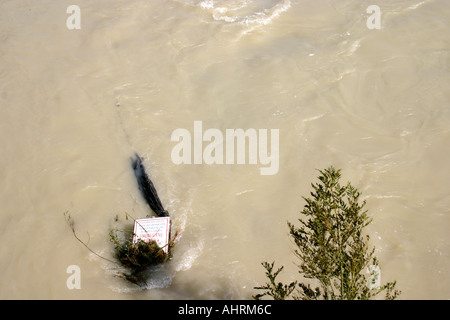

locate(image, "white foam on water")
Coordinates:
197 0 291 32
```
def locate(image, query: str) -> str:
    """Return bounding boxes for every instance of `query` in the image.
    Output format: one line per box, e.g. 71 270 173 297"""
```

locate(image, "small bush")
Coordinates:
65 212 172 286
254 166 401 300
109 229 169 273
108 218 173 285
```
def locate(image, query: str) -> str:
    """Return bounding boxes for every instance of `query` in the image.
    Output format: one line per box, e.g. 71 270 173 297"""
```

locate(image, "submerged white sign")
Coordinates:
133 217 170 254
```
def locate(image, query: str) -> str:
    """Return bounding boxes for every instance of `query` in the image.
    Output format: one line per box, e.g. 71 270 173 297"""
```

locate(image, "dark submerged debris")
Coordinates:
131 153 169 217
64 153 176 287
109 223 172 286
65 211 172 286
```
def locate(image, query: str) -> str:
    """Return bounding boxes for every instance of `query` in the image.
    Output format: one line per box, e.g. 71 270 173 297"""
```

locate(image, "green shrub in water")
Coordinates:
65 211 172 286
109 229 169 273
253 166 401 300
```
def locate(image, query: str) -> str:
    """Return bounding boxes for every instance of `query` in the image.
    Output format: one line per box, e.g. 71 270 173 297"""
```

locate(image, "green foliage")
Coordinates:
253 262 297 300
109 229 169 272
254 166 400 300
108 213 177 285
65 211 173 286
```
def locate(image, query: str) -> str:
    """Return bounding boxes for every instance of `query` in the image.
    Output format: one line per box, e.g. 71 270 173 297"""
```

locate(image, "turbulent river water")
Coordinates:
0 0 449 299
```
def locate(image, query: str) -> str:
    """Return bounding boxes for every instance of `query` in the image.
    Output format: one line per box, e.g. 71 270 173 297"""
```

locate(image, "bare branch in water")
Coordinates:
64 211 117 264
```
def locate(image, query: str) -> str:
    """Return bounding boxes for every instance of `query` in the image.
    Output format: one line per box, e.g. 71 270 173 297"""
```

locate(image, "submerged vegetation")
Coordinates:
64 212 173 286
253 166 401 300
64 153 175 286
110 236 168 271
109 213 175 285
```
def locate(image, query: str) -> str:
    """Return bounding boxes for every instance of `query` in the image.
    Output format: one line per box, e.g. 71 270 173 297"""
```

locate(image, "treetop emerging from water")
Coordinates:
254 166 400 300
